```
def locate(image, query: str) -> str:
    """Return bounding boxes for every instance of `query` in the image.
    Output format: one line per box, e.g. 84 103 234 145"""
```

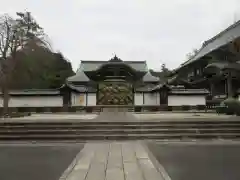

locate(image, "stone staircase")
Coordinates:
0 120 240 141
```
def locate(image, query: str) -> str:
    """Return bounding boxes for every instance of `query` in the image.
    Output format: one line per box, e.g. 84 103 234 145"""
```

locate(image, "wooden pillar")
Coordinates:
210 82 214 96
226 72 233 98
85 92 87 106
143 92 145 105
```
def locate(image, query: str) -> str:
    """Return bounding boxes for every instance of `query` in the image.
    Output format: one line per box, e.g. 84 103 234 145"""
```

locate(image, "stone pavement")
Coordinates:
60 142 165 180
3 112 233 122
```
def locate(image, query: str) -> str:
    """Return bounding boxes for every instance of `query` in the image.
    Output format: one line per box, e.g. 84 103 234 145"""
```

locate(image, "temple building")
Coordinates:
62 56 160 106
0 56 209 109
169 20 240 101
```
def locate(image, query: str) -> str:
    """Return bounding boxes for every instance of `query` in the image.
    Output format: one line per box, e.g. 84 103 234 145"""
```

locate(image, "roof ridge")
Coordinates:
203 19 240 47
177 20 240 70
80 60 146 63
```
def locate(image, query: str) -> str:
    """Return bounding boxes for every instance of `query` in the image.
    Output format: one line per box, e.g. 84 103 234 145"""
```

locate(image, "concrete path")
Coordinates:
3 113 233 122
60 142 165 180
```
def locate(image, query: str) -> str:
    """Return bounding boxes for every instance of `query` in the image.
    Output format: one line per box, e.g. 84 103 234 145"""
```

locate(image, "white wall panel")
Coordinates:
0 96 63 107
87 93 96 106
168 95 206 106
71 92 86 106
144 93 160 105
134 93 143 105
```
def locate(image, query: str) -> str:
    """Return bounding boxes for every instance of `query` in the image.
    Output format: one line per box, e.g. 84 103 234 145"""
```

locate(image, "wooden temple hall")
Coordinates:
169 20 240 101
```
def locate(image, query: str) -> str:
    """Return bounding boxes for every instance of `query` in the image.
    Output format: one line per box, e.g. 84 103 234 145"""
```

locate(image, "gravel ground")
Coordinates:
147 141 240 180
0 143 84 180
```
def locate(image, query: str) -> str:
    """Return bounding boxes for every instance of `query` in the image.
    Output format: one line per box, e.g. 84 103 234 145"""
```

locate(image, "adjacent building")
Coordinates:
169 20 240 100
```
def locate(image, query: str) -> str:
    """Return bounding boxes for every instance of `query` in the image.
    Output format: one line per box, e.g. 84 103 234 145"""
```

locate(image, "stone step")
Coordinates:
1 128 240 134
0 119 240 126
1 124 240 130
1 120 240 141
0 133 239 141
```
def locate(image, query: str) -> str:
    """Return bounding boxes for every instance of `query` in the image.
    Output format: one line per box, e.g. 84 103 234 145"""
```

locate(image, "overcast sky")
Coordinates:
1 0 240 71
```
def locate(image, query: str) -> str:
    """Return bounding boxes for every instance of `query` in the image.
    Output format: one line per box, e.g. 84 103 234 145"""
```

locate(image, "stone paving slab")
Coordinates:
3 112 233 122
61 141 165 180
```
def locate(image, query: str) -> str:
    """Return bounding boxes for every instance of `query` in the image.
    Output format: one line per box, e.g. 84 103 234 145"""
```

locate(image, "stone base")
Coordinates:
94 107 137 121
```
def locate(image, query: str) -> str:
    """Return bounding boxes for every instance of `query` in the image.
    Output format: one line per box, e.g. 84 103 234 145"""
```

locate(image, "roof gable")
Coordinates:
142 71 159 82
78 60 148 72
67 71 89 82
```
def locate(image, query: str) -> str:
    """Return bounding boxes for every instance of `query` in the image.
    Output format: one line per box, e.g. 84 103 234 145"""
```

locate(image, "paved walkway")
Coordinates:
60 142 165 180
3 113 233 122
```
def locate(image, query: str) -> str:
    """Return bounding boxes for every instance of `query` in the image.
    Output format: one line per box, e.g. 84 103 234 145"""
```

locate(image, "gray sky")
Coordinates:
1 0 240 71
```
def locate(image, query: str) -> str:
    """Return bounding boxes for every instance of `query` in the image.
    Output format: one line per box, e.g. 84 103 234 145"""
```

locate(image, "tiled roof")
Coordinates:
151 84 170 91
181 20 240 68
205 62 240 71
62 83 97 92
77 60 148 72
67 71 89 82
0 89 60 95
170 88 209 95
135 85 155 92
142 72 159 82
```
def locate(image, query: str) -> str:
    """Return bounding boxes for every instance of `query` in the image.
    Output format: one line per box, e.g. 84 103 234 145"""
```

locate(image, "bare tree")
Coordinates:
0 12 45 116
186 48 199 60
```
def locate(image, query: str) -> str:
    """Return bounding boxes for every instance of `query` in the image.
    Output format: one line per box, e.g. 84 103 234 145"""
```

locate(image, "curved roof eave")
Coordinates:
142 72 159 82
180 20 240 69
67 71 90 82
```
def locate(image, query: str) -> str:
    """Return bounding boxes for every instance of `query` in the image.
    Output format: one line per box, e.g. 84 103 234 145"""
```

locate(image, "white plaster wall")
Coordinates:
144 92 160 105
71 92 86 106
134 93 143 105
0 96 63 107
0 98 3 107
168 95 206 106
156 92 160 105
87 93 96 106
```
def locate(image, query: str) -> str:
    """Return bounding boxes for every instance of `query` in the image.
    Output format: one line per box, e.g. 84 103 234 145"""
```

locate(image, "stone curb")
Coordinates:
142 141 172 180
59 143 87 180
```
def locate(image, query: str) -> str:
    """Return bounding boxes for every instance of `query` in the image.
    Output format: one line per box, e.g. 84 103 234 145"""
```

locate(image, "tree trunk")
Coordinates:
2 86 9 117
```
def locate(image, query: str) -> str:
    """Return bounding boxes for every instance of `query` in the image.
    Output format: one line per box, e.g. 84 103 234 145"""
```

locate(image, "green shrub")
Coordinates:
233 101 240 116
167 106 172 111
196 105 206 111
172 106 182 111
9 112 31 118
216 106 227 114
86 107 93 113
222 98 240 115
182 105 190 111
69 107 77 112
159 105 168 111
134 107 142 112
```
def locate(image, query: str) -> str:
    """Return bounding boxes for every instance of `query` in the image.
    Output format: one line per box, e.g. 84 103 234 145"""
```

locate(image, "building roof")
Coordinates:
180 20 240 68
142 71 159 82
77 60 148 72
67 70 90 82
135 84 156 92
205 62 240 71
151 84 171 92
170 88 209 95
151 83 209 95
0 89 60 95
60 83 97 92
